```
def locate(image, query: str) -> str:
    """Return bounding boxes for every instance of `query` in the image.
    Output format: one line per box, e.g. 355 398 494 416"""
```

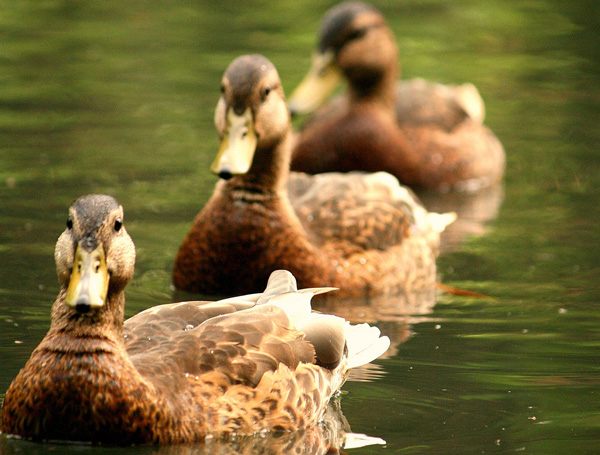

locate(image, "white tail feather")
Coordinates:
258 270 389 370
346 323 391 369
216 293 262 305
428 211 457 233
257 269 298 304
266 292 313 327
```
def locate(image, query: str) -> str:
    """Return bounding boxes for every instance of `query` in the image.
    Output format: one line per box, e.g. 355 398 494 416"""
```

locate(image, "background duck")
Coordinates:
0 194 390 445
288 1 505 192
172 54 454 297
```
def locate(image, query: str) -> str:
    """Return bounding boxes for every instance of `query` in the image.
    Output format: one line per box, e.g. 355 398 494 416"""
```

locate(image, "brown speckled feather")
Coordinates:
125 301 316 392
288 1 505 191
0 197 390 444
173 55 454 297
289 171 413 251
123 301 328 436
134 399 385 454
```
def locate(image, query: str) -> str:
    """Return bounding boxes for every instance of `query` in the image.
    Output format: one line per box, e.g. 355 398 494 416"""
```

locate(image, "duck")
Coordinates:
172 54 455 297
0 194 390 445
288 1 505 192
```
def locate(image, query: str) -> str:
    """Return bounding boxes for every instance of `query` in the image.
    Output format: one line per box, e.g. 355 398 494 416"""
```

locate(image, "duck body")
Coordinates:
0 195 390 445
174 179 335 296
173 55 454 297
290 95 413 177
289 1 505 192
1 318 173 444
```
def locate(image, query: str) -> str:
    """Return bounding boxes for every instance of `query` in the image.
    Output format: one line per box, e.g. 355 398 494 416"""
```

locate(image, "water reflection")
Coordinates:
314 289 437 361
418 184 505 253
1 0 600 453
0 397 384 454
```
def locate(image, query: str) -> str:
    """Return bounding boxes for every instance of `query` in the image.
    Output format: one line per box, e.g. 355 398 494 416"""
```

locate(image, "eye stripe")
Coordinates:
347 27 367 42
343 23 381 47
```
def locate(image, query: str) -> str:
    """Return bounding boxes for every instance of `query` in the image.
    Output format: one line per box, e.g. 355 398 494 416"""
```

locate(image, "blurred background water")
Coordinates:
0 0 599 454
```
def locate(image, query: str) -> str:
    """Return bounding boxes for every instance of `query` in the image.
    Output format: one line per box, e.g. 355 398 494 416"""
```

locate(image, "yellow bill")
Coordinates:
66 242 109 311
288 50 342 116
210 107 257 178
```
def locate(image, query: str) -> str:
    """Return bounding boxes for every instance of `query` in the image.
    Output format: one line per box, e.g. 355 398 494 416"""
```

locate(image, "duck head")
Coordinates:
54 194 135 316
289 1 398 115
211 54 290 180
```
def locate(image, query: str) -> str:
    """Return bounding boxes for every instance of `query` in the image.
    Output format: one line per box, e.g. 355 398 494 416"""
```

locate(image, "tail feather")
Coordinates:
257 269 298 304
345 323 390 370
428 211 457 233
259 270 338 326
258 270 389 371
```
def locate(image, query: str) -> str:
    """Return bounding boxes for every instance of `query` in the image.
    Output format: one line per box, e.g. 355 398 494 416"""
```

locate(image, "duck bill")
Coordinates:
210 107 257 178
288 50 342 116
66 242 109 312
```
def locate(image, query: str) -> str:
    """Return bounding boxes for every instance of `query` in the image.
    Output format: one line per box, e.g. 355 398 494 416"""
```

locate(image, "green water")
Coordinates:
1 0 599 454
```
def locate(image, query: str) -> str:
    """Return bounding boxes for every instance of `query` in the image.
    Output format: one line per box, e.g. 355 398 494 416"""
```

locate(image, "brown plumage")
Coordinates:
172 54 455 297
0 194 389 445
288 1 505 192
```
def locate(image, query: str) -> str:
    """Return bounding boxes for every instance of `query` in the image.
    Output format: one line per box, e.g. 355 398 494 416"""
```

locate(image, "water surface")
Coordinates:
1 1 599 454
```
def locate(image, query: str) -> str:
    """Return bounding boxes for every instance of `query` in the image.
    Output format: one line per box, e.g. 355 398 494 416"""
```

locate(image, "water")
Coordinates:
1 0 599 453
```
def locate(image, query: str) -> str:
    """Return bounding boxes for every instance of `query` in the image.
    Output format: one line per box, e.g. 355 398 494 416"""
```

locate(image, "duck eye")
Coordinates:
262 86 272 100
114 218 123 232
66 216 73 230
220 84 225 94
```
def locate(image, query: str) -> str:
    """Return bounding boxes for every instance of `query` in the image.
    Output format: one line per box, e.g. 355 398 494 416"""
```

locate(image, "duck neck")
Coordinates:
347 36 399 116
44 289 126 352
227 132 291 198
4 289 172 444
349 65 397 114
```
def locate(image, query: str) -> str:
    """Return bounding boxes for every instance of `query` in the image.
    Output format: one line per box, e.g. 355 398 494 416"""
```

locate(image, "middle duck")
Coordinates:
173 55 454 298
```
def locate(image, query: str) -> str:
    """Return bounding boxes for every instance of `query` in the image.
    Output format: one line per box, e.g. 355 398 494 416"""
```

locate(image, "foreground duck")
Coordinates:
288 1 505 192
173 54 454 297
0 194 389 445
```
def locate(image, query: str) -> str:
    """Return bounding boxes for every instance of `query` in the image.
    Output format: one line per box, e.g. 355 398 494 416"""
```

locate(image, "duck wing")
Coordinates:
396 78 486 131
120 271 390 435
289 171 434 251
122 271 345 394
